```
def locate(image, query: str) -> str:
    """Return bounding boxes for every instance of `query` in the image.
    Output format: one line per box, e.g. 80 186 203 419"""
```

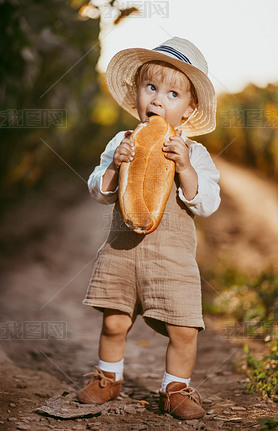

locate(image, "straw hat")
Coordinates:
105 37 216 136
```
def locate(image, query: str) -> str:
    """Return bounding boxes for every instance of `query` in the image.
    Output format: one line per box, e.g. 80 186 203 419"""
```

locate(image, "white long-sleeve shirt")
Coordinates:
88 130 221 217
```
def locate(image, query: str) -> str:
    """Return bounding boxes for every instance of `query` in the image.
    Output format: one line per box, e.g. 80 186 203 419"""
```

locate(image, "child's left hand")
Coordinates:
162 131 192 174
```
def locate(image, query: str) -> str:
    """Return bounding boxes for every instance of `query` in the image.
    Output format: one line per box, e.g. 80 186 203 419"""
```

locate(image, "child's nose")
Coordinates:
151 96 163 107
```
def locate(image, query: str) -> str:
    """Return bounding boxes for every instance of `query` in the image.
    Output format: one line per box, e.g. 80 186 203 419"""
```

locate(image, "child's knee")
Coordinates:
102 310 132 337
166 325 198 344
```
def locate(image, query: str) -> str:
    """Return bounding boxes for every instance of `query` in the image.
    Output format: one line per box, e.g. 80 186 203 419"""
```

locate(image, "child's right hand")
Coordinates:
113 133 135 169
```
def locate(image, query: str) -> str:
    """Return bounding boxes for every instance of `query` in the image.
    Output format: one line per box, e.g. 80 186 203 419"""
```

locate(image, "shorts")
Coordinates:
83 183 205 337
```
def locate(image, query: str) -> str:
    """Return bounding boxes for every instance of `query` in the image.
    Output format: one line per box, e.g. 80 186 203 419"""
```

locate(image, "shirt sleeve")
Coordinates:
178 142 221 217
87 131 126 205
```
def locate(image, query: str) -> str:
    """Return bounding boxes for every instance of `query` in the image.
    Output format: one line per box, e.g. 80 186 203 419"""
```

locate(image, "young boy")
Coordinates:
78 37 221 420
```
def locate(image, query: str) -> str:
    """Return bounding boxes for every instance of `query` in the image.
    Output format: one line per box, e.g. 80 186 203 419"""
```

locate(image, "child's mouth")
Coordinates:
147 112 158 118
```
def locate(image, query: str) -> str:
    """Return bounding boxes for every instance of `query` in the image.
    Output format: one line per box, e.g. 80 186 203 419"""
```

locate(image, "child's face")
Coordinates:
136 64 194 128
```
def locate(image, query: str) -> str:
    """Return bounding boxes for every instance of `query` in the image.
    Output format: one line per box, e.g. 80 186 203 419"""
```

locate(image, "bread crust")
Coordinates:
119 115 176 234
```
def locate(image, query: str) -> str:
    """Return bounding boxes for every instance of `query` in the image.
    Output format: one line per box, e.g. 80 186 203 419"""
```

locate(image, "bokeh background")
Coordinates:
1 0 277 405
1 0 278 205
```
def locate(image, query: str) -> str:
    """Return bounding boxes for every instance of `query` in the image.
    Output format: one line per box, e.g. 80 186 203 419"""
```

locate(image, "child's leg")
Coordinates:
77 309 133 404
159 324 205 419
165 324 198 379
99 308 133 362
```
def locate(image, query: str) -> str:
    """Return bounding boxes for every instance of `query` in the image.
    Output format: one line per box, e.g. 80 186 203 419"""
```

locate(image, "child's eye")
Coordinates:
169 91 178 98
147 84 156 92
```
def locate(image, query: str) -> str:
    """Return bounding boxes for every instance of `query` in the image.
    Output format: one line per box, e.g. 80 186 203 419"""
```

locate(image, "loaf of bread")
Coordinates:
118 115 176 234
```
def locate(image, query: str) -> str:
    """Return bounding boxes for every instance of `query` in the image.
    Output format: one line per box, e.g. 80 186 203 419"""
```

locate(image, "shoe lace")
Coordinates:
167 386 202 407
82 366 115 388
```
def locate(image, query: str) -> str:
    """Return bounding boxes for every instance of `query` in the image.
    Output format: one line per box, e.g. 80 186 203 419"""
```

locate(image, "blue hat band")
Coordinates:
153 45 192 65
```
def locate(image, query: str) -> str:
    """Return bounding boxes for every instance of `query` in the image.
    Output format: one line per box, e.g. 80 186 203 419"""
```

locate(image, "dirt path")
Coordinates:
0 158 277 431
196 157 278 274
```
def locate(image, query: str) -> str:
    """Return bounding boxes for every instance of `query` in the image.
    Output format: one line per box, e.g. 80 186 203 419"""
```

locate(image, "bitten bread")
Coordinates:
118 115 176 234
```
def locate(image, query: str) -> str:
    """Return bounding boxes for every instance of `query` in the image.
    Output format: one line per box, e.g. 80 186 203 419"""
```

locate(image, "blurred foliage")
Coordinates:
239 271 278 400
202 83 278 179
203 265 278 399
213 284 266 323
205 267 278 337
1 0 278 215
241 343 278 401
0 0 99 207
0 0 136 212
258 416 278 430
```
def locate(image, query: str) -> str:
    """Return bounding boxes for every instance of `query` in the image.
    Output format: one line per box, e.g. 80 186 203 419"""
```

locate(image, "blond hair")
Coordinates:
135 61 198 109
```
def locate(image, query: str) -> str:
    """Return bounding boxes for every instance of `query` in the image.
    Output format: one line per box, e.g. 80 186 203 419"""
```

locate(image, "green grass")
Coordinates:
202 265 278 399
242 343 278 401
258 416 278 430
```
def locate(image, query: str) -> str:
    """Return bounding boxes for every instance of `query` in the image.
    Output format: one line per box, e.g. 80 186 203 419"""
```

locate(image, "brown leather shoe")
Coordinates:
159 382 205 420
77 366 123 404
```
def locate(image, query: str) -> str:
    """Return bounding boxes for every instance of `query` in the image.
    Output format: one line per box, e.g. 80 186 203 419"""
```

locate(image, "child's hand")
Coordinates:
162 131 192 174
113 132 135 169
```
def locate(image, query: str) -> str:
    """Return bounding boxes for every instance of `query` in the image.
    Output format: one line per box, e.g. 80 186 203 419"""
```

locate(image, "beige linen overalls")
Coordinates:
83 174 205 337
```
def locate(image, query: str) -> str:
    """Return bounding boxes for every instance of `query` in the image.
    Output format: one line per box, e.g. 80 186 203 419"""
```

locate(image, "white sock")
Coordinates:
98 358 124 381
161 371 191 392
